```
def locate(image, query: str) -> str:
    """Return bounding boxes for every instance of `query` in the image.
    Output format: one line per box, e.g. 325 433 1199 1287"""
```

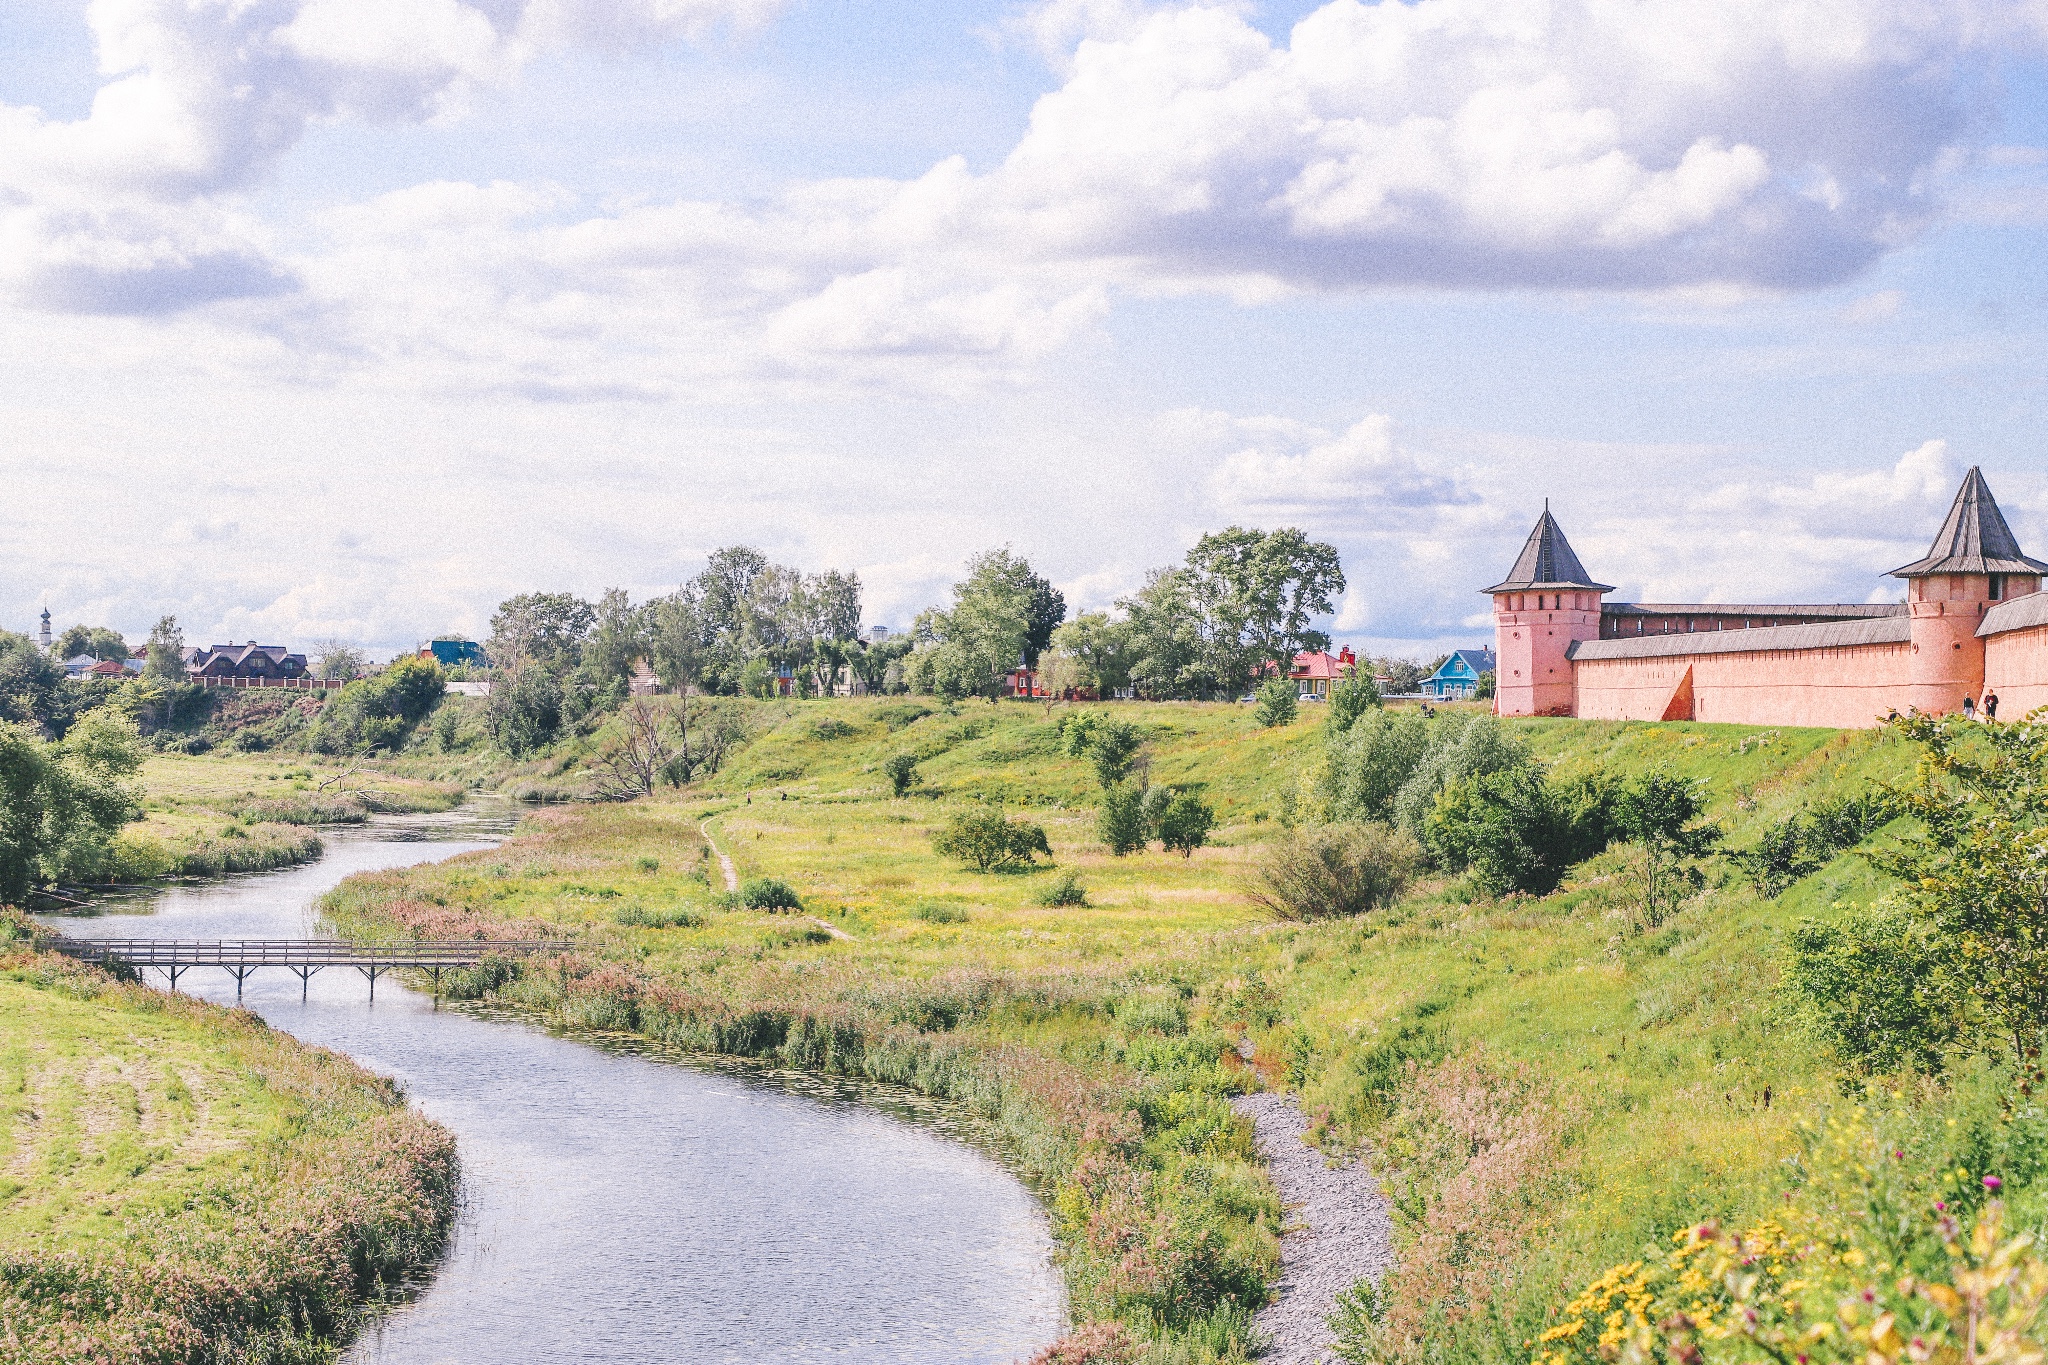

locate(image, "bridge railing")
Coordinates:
44 938 574 967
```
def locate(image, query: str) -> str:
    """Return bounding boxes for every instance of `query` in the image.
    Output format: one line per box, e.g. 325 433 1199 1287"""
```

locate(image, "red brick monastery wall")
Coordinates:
1985 622 2048 719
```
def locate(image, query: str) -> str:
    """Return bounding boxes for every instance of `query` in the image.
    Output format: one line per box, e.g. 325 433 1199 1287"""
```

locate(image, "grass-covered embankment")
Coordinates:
307 698 1944 1363
78 753 466 885
0 917 458 1364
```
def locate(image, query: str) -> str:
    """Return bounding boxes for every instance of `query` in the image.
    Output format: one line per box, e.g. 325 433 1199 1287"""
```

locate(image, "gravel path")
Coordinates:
1233 1092 1395 1365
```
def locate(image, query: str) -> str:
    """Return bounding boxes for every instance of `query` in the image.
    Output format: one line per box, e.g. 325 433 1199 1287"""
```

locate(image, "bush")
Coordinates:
1328 674 1381 733
1732 790 1894 896
1783 906 1959 1074
738 877 803 910
1157 791 1215 859
1244 822 1423 920
932 807 1052 872
1323 708 1432 823
1034 867 1087 906
1087 718 1145 789
614 903 705 928
1424 767 1613 895
912 900 969 924
1098 782 1148 856
884 752 922 797
1254 678 1299 727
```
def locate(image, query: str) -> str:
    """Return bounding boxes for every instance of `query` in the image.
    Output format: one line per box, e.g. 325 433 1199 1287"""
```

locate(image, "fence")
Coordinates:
191 675 343 691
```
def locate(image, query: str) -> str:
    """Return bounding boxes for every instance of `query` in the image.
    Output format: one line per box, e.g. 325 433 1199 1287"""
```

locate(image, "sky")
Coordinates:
6 0 2048 659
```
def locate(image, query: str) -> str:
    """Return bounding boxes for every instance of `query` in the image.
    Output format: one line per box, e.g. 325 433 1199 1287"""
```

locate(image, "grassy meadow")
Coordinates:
78 752 466 885
0 926 458 1363
305 696 1940 1364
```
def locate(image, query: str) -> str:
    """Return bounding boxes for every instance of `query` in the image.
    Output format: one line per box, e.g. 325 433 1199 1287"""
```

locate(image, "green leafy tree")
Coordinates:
1157 792 1215 859
143 615 186 683
1119 567 1212 700
1612 770 1720 922
1424 767 1614 896
1097 782 1148 856
53 625 129 663
1182 526 1346 699
932 807 1052 872
312 639 367 681
487 592 595 671
884 752 921 797
1322 708 1432 822
906 548 1051 703
646 590 705 695
0 632 68 734
1044 613 1135 698
1088 718 1145 790
582 588 648 695
0 710 143 899
1782 907 1958 1074
738 657 777 699
484 661 563 756
1327 673 1381 733
1475 670 1496 701
1254 678 1299 727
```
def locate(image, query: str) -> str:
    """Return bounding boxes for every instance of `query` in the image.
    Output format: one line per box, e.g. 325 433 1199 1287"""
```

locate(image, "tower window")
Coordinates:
1990 574 2006 601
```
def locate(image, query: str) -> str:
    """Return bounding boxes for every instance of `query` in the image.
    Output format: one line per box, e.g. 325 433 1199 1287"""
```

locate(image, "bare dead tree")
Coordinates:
593 699 685 800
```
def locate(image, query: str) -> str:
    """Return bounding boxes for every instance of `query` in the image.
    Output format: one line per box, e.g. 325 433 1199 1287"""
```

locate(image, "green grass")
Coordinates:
0 936 458 1363
298 698 1933 1362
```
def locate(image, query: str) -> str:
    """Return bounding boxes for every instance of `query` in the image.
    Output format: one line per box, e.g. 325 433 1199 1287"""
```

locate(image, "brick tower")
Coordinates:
1486 504 1612 717
1891 467 2046 716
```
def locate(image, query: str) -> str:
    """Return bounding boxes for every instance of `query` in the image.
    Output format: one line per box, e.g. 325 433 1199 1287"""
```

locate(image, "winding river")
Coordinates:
40 806 1065 1364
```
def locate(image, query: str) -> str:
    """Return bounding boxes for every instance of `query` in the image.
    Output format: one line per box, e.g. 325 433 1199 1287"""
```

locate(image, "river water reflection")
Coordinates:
40 807 1064 1364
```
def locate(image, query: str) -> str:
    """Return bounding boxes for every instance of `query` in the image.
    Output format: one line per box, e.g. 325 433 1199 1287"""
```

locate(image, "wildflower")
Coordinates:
1983 1175 2003 1191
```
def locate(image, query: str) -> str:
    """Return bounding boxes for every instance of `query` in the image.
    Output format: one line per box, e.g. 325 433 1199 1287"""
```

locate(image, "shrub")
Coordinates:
634 856 659 873
1783 906 1959 1074
1323 708 1432 823
874 701 932 731
614 903 705 928
1088 718 1146 789
1254 677 1299 727
1034 867 1087 906
1157 791 1215 859
1244 822 1422 920
739 877 803 910
884 752 922 797
1328 673 1381 733
1098 782 1148 856
1424 767 1613 895
912 900 969 924
1611 770 1721 922
1389 711 1530 835
811 718 856 740
1732 790 1894 896
932 807 1052 872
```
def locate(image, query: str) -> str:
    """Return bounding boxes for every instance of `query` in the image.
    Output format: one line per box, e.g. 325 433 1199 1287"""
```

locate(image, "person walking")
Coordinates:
1963 694 1976 720
1984 689 2000 721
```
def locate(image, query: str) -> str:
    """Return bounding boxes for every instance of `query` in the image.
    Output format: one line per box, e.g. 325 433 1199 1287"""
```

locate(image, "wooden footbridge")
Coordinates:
44 937 572 1000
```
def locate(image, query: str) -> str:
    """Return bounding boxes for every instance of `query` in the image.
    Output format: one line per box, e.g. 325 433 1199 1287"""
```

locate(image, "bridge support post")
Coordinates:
228 965 255 1000
165 964 183 994
359 964 384 1002
293 966 322 1001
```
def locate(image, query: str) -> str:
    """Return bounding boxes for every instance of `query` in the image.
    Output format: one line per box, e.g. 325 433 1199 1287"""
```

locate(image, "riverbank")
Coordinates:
75 753 468 886
0 915 458 1365
302 698 1949 1364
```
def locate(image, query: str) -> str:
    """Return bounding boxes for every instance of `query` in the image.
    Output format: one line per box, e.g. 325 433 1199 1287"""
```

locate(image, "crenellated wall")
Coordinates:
1568 619 1915 728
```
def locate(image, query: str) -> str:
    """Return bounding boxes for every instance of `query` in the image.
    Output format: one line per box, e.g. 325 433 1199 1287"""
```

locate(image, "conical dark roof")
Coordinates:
1483 504 1614 594
1889 467 2048 577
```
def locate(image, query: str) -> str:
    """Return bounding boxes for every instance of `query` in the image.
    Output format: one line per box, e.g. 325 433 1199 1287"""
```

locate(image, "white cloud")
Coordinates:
1201 412 1474 520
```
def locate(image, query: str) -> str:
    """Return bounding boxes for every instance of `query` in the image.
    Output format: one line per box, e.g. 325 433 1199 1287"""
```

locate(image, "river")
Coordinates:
39 806 1065 1364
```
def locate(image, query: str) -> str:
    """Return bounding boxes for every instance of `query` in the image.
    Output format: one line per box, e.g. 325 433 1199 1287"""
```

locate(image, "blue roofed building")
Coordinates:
419 637 488 668
1423 649 1496 699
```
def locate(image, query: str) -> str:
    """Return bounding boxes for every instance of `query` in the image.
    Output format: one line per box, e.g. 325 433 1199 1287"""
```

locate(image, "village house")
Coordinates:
1288 647 1357 699
182 642 311 685
1490 468 2048 726
1423 649 1495 700
417 636 487 668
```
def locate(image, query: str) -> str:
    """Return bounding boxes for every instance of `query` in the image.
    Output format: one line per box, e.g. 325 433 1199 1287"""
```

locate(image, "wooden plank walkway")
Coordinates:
44 936 572 999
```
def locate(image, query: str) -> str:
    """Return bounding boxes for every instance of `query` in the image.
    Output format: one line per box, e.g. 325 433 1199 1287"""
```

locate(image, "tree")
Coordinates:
1475 670 1496 701
646 591 706 696
905 548 1045 703
484 661 563 756
0 710 143 900
1088 718 1146 789
0 632 68 734
1097 782 1147 856
1120 567 1211 699
1182 527 1346 699
1045 613 1136 698
932 807 1052 872
54 625 129 663
143 616 186 682
884 752 921 797
1424 767 1615 896
1254 678 1299 728
1328 673 1381 733
1243 822 1423 920
1157 792 1215 858
1611 771 1719 923
487 593 595 670
592 699 687 800
312 639 367 681
582 588 647 695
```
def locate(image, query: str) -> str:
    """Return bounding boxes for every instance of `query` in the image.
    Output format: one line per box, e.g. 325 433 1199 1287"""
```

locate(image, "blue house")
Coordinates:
1423 649 1495 700
420 637 488 668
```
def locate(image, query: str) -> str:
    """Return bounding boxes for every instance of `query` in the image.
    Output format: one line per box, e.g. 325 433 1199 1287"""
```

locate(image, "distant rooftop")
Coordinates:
1890 467 2048 578
1484 505 1613 593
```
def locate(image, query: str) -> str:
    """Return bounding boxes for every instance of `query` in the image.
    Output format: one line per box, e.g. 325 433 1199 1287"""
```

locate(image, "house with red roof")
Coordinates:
1288 647 1357 700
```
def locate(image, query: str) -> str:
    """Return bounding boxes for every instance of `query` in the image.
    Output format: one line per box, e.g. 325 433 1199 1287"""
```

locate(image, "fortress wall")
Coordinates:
1574 642 1914 727
1985 624 2048 718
